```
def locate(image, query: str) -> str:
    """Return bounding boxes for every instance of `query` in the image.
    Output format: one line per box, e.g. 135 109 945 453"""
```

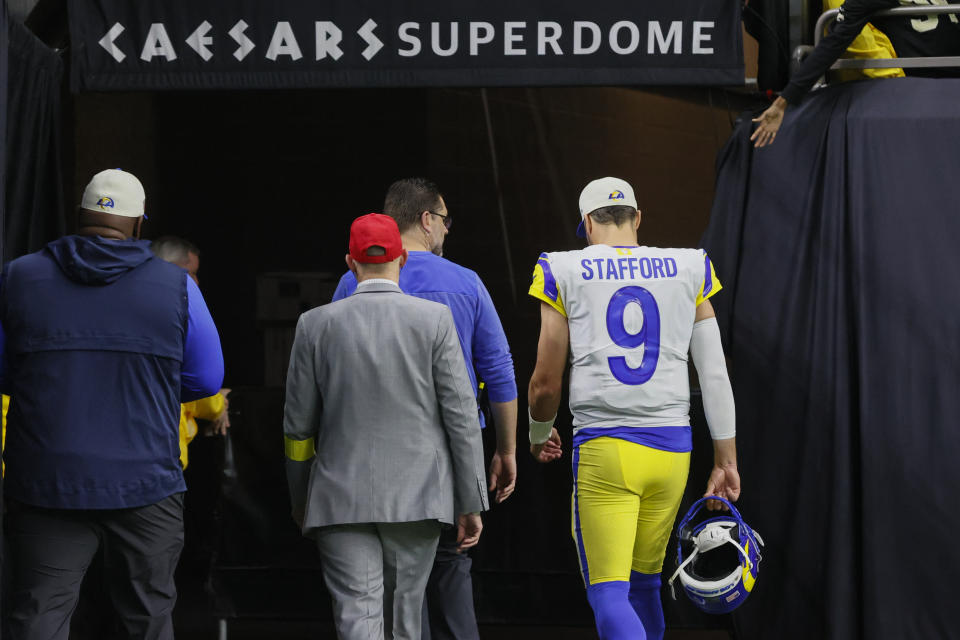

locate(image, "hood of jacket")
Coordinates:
45 235 155 285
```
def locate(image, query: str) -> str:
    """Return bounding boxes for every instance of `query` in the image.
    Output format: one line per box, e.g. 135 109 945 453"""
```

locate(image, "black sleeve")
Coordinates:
781 0 897 104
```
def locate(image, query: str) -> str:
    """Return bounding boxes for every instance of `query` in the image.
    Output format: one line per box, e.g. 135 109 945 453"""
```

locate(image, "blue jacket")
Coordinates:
0 236 224 509
333 251 516 427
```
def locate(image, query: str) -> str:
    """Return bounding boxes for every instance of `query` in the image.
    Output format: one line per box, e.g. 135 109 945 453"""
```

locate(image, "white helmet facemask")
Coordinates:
667 497 764 614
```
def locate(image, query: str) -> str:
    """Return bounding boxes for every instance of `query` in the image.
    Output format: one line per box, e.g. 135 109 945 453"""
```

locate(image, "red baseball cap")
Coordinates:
349 213 403 264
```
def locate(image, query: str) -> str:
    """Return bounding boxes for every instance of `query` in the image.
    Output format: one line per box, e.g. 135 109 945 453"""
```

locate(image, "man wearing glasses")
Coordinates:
333 177 517 640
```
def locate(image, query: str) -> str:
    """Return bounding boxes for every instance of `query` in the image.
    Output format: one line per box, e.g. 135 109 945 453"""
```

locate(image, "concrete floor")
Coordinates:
171 568 734 639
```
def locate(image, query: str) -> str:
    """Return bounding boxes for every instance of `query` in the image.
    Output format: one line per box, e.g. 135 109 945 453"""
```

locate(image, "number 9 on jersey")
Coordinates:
605 285 661 385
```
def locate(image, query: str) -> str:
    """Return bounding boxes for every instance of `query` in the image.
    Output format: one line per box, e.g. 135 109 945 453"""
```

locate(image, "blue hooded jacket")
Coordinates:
0 235 223 509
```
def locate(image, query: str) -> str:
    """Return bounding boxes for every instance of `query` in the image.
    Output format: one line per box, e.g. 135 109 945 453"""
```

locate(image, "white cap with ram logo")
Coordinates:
577 177 637 238
80 169 145 218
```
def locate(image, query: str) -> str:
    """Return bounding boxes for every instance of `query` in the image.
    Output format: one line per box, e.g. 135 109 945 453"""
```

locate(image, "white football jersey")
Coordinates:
529 244 721 433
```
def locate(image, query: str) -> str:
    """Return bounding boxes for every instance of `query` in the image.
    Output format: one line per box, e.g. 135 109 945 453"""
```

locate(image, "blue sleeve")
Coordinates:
181 275 224 402
471 276 517 403
332 271 358 302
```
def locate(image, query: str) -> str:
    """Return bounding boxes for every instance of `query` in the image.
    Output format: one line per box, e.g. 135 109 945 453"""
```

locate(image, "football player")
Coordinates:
526 177 741 639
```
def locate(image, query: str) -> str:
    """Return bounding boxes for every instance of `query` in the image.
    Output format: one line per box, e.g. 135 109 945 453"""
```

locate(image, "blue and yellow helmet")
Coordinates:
667 496 764 615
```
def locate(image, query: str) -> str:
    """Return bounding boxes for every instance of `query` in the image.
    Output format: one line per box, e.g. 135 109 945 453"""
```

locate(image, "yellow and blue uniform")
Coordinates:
530 244 721 638
179 394 225 469
824 0 904 82
530 246 720 449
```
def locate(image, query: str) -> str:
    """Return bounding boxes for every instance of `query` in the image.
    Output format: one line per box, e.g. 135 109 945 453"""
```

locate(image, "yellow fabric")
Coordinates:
2 394 7 475
695 257 723 307
528 262 567 317
824 0 904 80
572 437 690 583
284 435 316 462
742 540 758 591
179 393 226 469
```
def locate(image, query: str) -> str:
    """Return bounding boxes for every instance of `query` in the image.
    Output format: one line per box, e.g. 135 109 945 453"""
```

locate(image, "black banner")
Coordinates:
67 0 743 91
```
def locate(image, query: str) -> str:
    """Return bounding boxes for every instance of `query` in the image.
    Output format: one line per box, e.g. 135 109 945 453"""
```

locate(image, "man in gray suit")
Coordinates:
283 213 489 640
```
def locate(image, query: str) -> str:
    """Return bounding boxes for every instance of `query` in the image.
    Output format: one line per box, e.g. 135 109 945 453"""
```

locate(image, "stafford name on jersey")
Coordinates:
580 256 679 281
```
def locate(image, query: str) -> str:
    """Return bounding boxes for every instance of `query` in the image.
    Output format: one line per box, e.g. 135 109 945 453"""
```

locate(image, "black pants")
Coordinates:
421 526 480 640
4 494 185 640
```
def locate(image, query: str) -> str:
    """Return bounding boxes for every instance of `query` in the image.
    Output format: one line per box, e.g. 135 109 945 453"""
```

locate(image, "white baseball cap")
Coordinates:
577 177 637 238
80 169 146 218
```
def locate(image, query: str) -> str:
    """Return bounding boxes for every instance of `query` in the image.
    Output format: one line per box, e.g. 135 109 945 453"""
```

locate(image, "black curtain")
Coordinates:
0 5 6 635
0 4 7 267
5 18 64 261
742 0 790 92
702 77 960 640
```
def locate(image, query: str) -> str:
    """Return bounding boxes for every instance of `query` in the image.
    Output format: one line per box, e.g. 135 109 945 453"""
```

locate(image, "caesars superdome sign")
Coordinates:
67 0 744 90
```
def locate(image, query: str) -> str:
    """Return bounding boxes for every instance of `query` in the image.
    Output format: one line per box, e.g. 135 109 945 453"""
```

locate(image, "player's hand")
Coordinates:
531 428 562 463
211 411 231 435
704 463 741 511
750 99 786 148
456 513 483 551
208 389 231 436
488 451 517 503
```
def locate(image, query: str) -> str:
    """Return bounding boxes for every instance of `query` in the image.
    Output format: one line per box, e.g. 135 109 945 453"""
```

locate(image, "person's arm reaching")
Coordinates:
527 302 569 464
690 300 740 511
750 96 788 148
181 276 224 402
752 0 895 147
283 315 322 527
433 307 489 550
472 277 519 503
192 389 231 436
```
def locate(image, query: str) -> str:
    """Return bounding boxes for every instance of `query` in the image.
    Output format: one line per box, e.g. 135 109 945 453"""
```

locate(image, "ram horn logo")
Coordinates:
96 197 115 210
608 190 625 200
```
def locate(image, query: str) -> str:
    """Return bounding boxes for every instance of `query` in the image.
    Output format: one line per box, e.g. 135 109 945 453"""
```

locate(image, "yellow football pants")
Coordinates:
572 437 690 585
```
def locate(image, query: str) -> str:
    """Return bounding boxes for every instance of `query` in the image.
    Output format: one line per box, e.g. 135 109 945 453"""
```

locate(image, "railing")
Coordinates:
814 5 960 70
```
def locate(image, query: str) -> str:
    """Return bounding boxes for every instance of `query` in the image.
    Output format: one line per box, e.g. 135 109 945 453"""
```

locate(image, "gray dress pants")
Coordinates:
316 520 441 640
420 526 480 640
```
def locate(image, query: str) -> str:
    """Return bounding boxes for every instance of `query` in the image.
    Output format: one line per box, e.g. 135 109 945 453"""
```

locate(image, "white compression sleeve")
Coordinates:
690 317 736 440
528 408 556 445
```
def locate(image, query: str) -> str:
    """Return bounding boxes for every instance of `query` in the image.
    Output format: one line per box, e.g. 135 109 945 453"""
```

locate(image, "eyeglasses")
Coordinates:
429 210 453 230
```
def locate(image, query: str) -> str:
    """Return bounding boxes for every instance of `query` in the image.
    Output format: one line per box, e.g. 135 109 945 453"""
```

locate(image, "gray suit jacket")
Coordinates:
283 280 488 536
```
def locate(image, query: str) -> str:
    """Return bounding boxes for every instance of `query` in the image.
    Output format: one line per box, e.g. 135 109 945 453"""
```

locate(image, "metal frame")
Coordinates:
815 5 960 70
